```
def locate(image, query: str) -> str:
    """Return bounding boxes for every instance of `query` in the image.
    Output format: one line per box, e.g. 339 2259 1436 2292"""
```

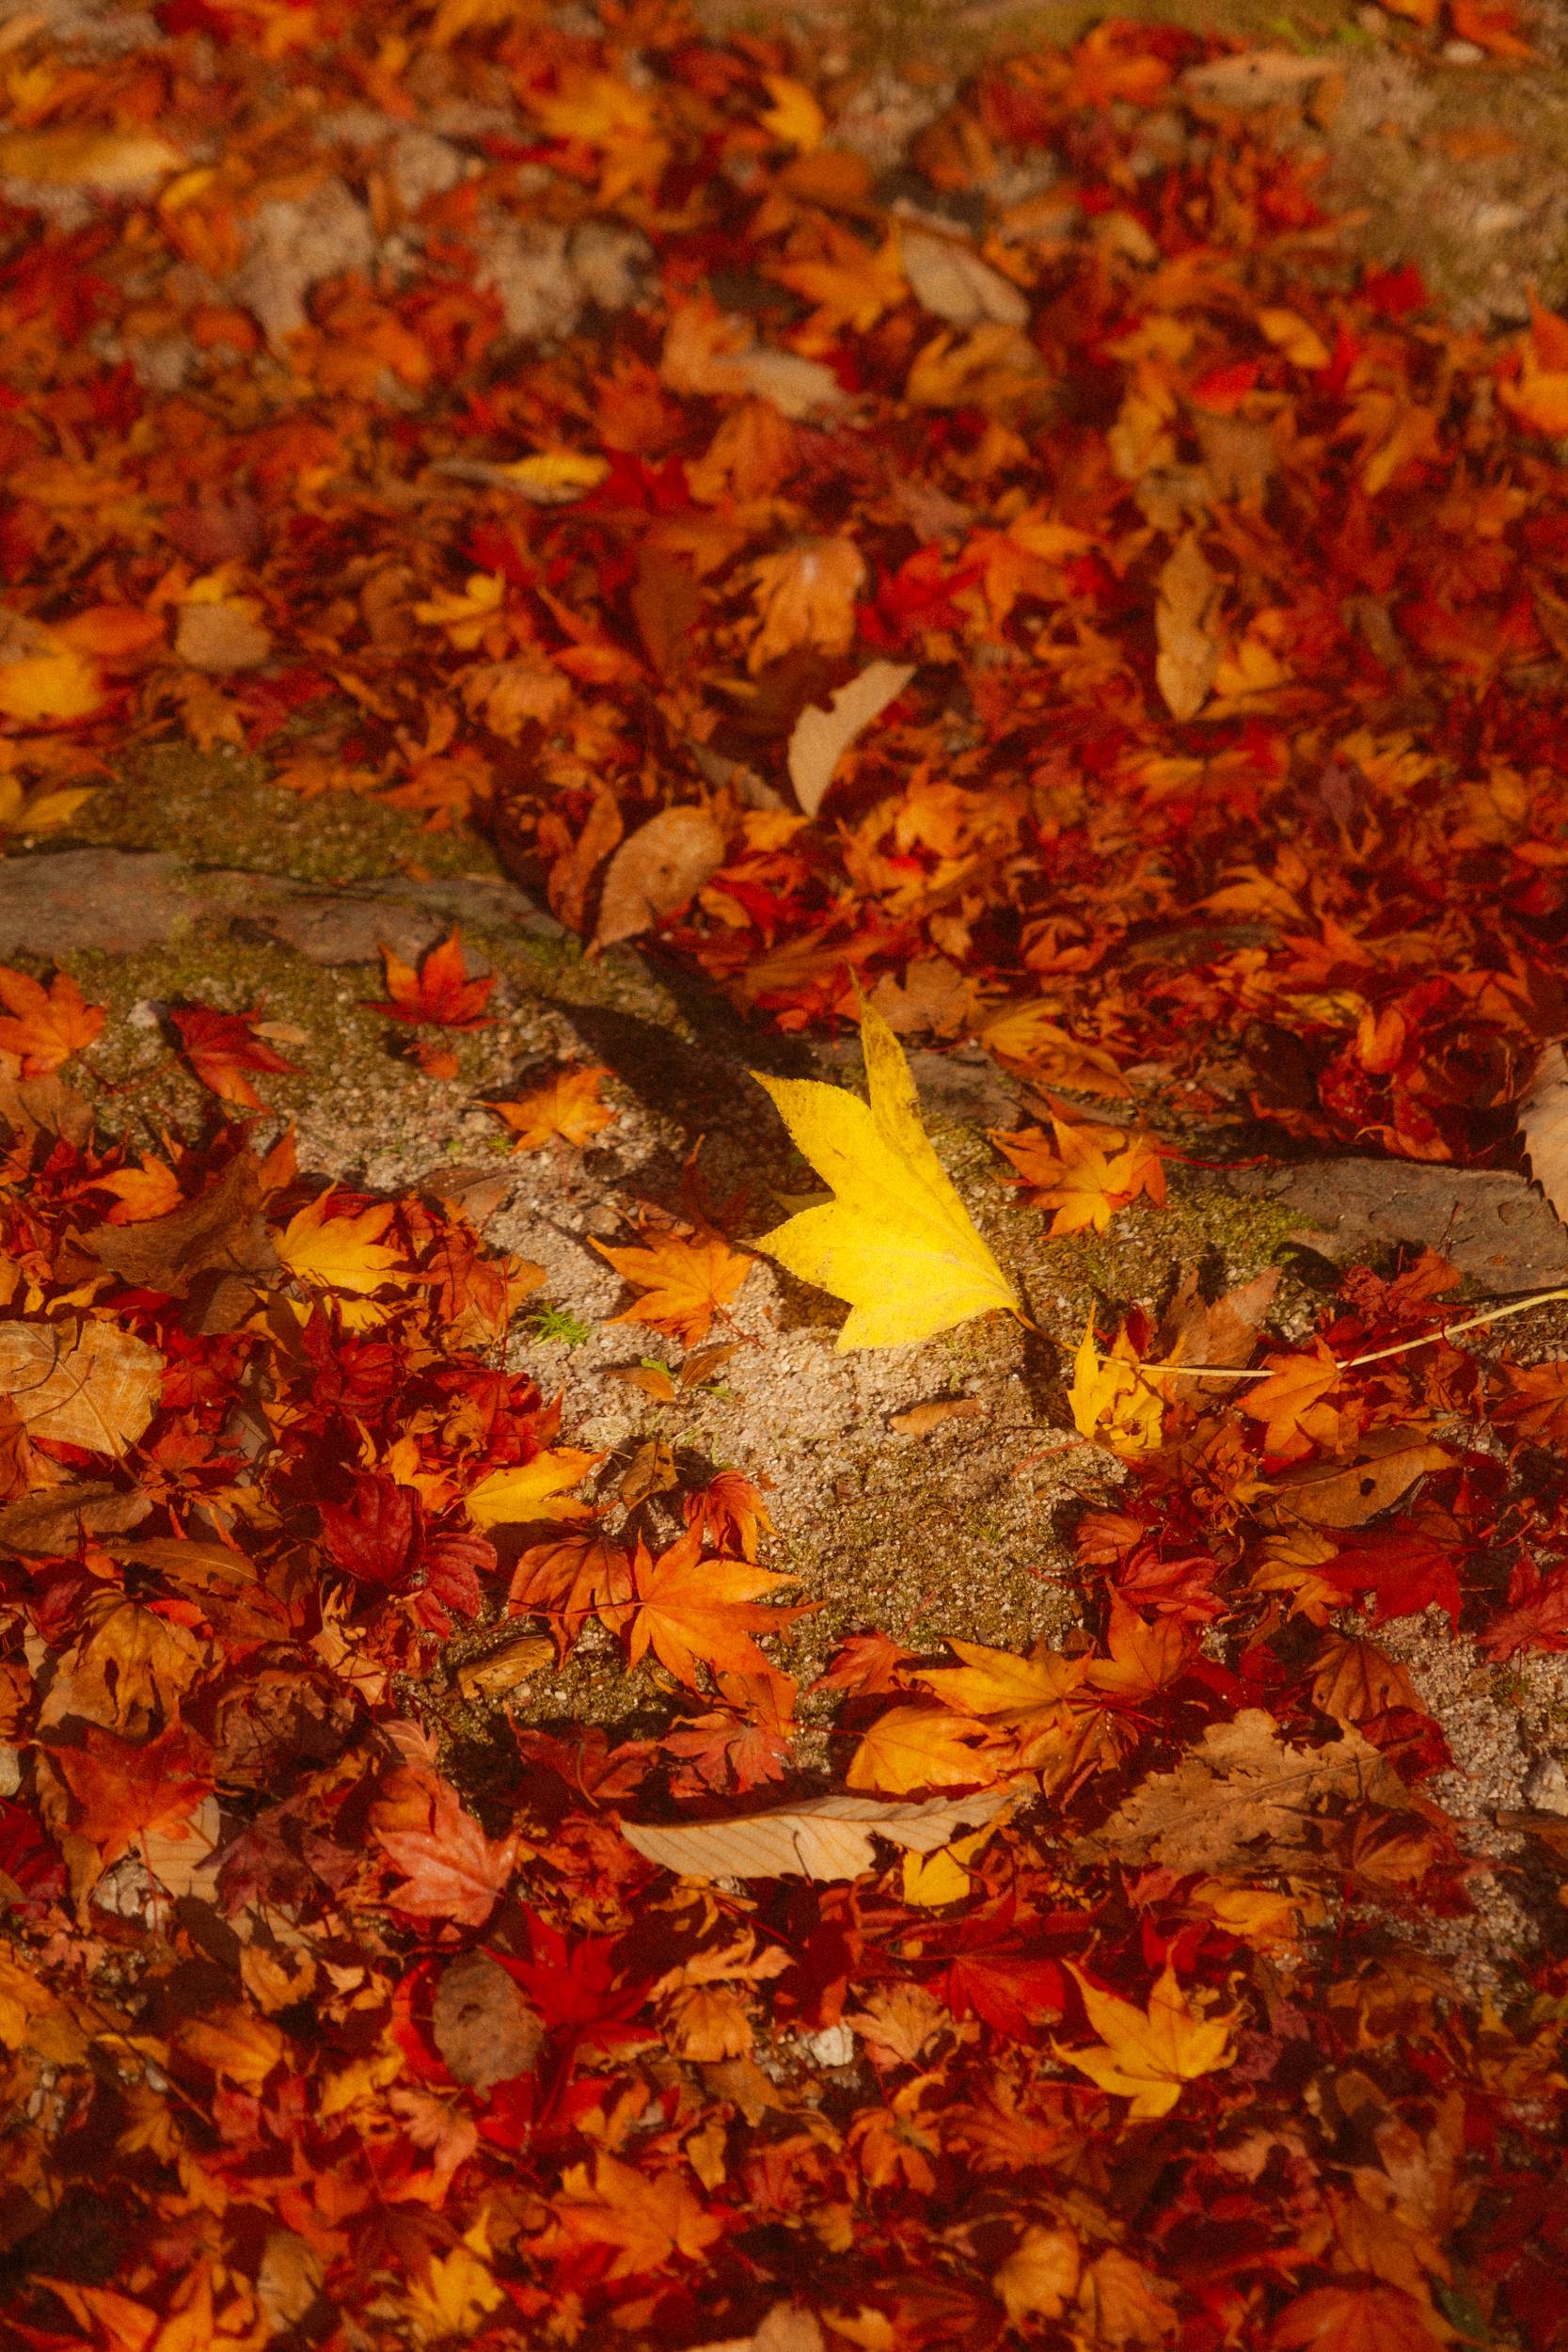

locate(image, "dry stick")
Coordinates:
1126 1284 1568 1385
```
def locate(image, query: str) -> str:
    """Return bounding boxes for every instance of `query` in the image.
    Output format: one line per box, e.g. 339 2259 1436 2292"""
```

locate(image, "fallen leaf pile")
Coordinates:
2 2 1568 2347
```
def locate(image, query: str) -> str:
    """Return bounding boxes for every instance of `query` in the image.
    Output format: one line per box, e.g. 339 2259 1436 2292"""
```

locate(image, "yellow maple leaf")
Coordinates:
1067 1316 1164 1454
275 1197 402 1295
465 1447 602 1532
1054 1961 1239 2120
752 1003 1021 1349
405 2246 505 2339
758 72 825 151
846 1703 997 1795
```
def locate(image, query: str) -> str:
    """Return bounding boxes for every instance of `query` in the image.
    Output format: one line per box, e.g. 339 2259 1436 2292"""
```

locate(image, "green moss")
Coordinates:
69 743 499 887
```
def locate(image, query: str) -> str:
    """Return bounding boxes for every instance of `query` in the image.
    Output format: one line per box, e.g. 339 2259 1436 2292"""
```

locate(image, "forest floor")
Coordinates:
4 0 1568 2346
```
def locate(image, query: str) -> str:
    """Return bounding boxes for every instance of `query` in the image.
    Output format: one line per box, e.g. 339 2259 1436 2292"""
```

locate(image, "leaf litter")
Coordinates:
0 1 1566 2348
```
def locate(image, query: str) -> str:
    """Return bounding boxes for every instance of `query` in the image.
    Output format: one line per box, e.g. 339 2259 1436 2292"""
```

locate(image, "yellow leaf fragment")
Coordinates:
1055 1961 1239 2120
752 1004 1021 1348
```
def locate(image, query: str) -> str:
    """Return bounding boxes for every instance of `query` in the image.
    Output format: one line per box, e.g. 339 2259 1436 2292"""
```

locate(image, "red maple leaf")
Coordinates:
171 1006 296 1109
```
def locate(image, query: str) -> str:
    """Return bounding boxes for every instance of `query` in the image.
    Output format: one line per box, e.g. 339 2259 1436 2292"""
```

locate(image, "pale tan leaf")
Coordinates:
900 228 1028 329
620 1783 1015 1883
593 806 725 949
1154 533 1220 722
787 660 916 818
0 1319 164 1454
175 601 274 675
1081 1708 1402 1877
1520 1041 1568 1224
887 1396 986 1436
432 1952 544 2093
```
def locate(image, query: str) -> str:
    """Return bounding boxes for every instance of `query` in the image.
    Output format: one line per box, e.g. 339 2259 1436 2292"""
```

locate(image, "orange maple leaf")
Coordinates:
171 1005 296 1109
374 1772 519 1927
991 1117 1166 1236
625 1528 805 1688
489 1063 616 1151
371 928 495 1028
1241 1347 1344 1462
0 964 103 1075
509 1530 635 1656
551 2152 723 2280
594 1224 752 1345
1270 2281 1453 2352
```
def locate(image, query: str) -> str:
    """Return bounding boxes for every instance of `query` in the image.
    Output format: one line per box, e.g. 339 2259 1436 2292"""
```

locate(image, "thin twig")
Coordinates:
1122 1284 1568 1385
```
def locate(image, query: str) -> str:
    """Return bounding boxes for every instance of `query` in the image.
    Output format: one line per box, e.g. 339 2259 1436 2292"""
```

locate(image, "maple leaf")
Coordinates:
752 1002 1021 1348
846 1703 998 1795
371 928 495 1027
1270 2282 1454 2352
1068 1316 1164 1454
1242 1348 1345 1462
466 1446 601 1531
275 1193 401 1295
551 2152 723 2280
508 1529 634 1653
624 1528 804 1688
594 1224 752 1346
489 1063 615 1151
375 1772 519 1926
747 534 866 670
171 1006 296 1109
991 1117 1166 1236
52 1721 213 1868
0 965 103 1074
1055 1962 1239 2121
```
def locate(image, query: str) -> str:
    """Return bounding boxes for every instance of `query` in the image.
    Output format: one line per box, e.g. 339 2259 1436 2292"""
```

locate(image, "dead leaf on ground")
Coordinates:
78 1151 280 1298
1180 51 1342 110
0 1320 165 1454
1153 1267 1279 1402
1259 1438 1452 1530
887 1397 987 1436
0 1483 153 1555
431 1951 545 2093
900 228 1028 329
620 1783 1017 1883
1519 1040 1568 1226
786 660 916 818
175 600 274 674
592 806 726 949
1154 533 1221 722
1080 1709 1402 1877
455 1629 553 1701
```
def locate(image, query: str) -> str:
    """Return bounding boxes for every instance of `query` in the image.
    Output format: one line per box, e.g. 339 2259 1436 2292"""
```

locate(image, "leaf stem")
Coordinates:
1124 1284 1568 1384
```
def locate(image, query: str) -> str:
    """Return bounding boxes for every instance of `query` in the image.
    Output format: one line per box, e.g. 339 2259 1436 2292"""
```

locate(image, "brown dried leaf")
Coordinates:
456 1630 553 1701
1082 1708 1402 1876
1154 533 1220 722
431 1952 544 2094
1310 1635 1423 1725
0 1319 164 1454
593 806 726 949
0 1482 152 1555
1520 1040 1568 1225
887 1397 986 1436
79 1151 280 1298
1153 1266 1279 1402
1259 1439 1451 1529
